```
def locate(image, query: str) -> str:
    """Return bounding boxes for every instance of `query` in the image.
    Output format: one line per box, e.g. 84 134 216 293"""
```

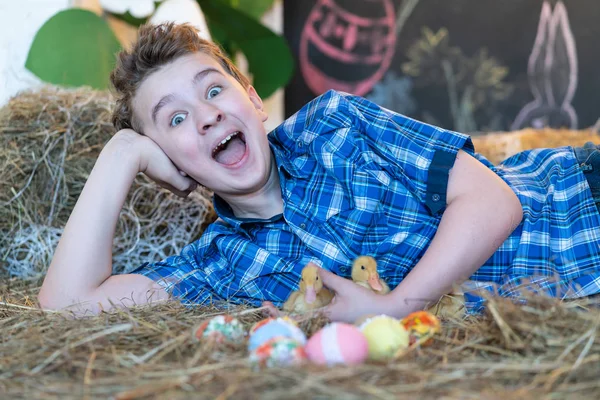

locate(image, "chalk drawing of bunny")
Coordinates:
511 1 578 130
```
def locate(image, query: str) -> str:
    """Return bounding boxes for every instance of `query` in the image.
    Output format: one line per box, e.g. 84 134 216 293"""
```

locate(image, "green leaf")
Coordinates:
206 19 237 57
198 0 293 98
219 0 275 19
26 9 121 90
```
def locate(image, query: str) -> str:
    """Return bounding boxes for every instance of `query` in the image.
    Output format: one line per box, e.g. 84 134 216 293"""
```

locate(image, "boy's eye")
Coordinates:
207 86 222 99
170 113 187 127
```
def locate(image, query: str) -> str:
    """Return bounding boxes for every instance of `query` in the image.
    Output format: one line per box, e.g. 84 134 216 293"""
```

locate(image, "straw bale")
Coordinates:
471 128 600 165
0 87 217 278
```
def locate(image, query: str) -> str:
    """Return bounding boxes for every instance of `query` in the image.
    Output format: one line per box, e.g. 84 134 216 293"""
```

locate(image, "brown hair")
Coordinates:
110 22 250 132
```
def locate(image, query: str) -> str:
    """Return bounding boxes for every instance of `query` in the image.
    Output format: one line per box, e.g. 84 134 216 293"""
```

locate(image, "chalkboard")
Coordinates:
283 0 600 132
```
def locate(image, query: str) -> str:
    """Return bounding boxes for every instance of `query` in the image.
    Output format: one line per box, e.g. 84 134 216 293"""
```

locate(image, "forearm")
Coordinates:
387 184 523 318
39 138 139 308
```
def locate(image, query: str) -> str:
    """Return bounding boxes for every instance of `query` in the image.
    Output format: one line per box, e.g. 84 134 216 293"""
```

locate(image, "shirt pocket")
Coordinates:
320 169 390 254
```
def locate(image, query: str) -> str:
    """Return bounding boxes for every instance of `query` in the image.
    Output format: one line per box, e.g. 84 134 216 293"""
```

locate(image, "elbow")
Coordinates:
37 284 75 312
37 289 57 311
509 189 523 225
37 286 64 311
38 290 98 317
500 187 523 237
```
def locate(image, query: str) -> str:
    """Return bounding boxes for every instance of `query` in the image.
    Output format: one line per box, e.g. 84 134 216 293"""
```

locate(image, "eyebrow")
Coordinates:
193 67 221 85
150 67 223 125
151 94 174 125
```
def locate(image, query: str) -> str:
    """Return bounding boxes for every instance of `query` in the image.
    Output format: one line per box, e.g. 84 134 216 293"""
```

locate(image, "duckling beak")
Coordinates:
368 274 383 291
304 286 317 304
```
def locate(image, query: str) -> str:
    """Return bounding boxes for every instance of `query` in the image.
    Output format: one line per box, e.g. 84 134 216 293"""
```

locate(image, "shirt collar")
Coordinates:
212 193 283 231
212 146 289 230
269 140 305 179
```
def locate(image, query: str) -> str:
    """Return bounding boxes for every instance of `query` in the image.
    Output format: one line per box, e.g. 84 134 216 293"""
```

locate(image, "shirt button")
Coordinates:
339 266 348 273
297 140 303 148
300 223 306 229
432 194 441 202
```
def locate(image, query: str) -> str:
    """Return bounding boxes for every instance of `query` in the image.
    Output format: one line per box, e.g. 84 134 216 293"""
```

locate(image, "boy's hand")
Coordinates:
319 269 393 323
109 129 198 197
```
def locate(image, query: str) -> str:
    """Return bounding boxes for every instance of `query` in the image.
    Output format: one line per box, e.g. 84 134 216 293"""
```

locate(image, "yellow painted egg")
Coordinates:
359 315 409 361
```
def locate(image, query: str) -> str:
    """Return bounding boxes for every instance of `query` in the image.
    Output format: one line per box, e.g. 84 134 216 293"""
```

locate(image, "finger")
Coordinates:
260 301 282 318
163 185 194 198
188 181 199 192
159 182 191 198
321 300 342 322
176 175 198 191
169 177 198 197
319 269 353 292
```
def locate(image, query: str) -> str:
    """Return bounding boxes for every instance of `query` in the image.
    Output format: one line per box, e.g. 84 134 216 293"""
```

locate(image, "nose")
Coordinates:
198 105 223 134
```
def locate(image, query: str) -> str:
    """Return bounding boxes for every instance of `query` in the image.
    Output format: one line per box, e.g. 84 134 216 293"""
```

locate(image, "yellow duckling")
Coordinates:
283 263 334 312
351 255 390 294
427 291 465 319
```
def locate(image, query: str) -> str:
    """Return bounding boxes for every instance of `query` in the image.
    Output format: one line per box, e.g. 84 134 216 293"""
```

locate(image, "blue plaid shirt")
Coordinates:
132 90 600 313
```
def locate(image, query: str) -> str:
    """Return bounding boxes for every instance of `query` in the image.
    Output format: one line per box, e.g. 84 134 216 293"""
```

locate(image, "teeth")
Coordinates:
221 135 232 145
213 131 240 156
222 131 238 144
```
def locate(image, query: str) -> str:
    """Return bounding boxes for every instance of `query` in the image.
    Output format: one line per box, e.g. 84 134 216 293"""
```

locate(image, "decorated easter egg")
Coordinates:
249 316 298 336
401 311 441 346
249 337 307 369
194 314 245 344
359 315 409 361
248 318 307 352
305 323 368 366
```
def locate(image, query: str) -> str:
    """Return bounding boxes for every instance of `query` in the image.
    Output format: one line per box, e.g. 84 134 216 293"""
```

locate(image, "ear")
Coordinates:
247 86 268 122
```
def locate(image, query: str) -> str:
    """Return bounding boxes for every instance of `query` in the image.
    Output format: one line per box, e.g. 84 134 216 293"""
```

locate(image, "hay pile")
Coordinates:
2 87 600 398
471 128 600 165
0 87 216 278
1 278 599 399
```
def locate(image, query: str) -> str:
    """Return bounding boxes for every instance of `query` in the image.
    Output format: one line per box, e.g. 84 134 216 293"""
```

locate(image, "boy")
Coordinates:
38 23 600 322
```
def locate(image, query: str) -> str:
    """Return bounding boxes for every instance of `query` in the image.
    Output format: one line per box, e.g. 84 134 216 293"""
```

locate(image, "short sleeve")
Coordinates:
341 92 474 214
129 242 217 305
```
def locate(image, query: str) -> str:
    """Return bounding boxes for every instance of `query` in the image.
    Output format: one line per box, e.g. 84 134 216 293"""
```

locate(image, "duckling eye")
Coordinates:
361 265 365 270
316 276 319 280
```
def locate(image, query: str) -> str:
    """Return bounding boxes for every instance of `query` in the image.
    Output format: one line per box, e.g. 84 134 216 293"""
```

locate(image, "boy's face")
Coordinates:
133 52 271 197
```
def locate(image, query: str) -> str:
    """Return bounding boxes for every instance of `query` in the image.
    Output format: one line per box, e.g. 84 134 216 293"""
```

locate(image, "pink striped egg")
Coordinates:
305 323 368 366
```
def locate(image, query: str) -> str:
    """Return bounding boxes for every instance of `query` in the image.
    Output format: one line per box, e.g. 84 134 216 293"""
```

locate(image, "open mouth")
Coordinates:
212 131 247 165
